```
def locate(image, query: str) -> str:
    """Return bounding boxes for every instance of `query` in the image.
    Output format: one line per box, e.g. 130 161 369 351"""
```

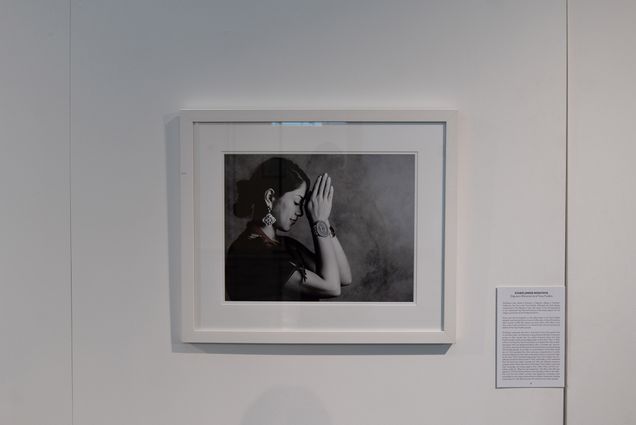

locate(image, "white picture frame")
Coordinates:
180 109 457 344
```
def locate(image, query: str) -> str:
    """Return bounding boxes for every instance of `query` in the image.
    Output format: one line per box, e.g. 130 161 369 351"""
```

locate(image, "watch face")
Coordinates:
314 221 330 237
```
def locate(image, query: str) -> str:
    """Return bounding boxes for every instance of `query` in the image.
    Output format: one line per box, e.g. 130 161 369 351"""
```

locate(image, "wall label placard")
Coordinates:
496 286 565 388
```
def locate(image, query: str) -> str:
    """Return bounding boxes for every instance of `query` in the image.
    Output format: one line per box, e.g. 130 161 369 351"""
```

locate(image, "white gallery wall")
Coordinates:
0 0 632 424
567 1 636 424
71 1 566 424
0 2 71 425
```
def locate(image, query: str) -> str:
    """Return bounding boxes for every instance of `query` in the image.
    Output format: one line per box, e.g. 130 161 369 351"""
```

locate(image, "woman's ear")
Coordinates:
264 188 276 209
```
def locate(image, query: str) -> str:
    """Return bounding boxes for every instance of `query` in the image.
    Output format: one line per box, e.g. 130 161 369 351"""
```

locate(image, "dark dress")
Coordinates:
226 223 318 301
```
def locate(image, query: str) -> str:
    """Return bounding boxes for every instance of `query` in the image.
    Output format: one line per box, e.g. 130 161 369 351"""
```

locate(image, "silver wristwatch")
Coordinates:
312 220 330 238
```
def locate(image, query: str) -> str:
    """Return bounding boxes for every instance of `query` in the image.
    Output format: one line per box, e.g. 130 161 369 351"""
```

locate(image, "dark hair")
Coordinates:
233 157 310 218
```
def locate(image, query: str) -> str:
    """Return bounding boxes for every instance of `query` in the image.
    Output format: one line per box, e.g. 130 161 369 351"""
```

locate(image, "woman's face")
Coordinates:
271 182 306 232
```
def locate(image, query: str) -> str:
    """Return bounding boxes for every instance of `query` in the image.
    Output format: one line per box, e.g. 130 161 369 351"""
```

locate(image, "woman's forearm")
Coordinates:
331 236 352 285
300 172 341 296
310 220 340 295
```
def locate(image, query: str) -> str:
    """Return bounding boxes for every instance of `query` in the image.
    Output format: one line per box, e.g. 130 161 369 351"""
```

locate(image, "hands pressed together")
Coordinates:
305 173 333 223
283 171 352 296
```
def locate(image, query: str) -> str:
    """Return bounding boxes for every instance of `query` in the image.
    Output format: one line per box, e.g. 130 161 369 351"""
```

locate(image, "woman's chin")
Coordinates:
275 224 291 232
276 219 299 233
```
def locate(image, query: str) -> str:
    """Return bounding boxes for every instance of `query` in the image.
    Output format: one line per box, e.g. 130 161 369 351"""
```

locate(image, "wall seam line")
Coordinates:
564 0 569 424
69 0 74 424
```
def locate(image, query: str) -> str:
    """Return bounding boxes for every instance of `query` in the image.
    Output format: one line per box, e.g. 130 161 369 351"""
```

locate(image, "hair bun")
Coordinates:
233 179 254 218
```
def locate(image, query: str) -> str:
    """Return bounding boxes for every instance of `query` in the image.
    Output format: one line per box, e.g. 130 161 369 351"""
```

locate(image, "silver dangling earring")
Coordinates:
262 207 276 226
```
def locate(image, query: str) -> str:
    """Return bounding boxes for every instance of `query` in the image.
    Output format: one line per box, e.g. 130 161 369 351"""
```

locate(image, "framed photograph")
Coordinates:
180 110 456 343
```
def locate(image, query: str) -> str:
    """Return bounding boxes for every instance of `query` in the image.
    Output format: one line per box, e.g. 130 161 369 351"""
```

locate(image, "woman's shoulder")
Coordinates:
279 235 305 249
279 236 315 260
229 231 270 253
228 224 279 252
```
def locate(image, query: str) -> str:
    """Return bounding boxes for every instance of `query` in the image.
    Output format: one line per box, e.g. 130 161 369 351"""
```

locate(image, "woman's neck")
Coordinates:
247 220 278 243
260 224 277 242
247 221 278 243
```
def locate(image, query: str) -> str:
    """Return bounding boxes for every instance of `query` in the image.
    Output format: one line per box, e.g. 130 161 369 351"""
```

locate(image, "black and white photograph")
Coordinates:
224 154 416 302
182 111 454 343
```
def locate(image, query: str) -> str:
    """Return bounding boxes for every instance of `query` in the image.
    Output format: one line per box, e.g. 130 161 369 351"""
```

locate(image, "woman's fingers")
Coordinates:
319 173 330 198
313 173 333 200
318 173 326 198
307 173 334 221
312 175 322 199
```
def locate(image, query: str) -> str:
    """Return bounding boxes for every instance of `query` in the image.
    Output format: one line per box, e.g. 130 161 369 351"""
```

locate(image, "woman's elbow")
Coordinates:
322 284 341 297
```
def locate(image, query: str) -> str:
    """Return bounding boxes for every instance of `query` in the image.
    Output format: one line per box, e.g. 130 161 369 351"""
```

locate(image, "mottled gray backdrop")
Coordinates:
224 154 415 302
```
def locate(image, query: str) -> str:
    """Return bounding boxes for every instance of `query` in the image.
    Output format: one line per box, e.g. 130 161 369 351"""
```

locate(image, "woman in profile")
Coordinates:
226 157 352 301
